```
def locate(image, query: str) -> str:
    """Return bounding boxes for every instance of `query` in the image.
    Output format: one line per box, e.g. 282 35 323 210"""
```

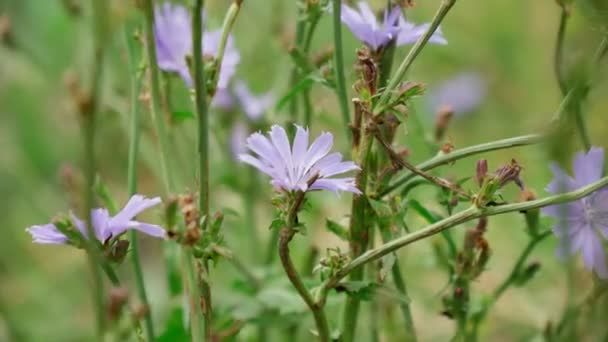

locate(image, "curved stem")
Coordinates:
279 228 331 342
214 1 242 91
331 0 351 138
320 176 608 297
379 134 543 197
374 0 457 114
124 21 155 341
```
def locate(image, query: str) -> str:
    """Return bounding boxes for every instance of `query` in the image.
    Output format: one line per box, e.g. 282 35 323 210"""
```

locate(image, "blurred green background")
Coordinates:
0 0 607 341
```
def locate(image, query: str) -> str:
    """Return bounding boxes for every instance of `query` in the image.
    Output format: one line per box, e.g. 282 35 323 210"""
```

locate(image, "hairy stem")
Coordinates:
124 20 155 341
141 0 184 300
374 0 457 114
380 134 543 197
193 0 213 339
321 176 608 298
279 192 331 342
82 1 108 337
331 0 351 138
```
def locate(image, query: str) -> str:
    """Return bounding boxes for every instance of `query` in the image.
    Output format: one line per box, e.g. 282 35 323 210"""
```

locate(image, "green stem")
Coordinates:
301 14 320 129
320 176 608 298
278 192 331 342
379 227 416 341
214 1 242 91
341 131 373 342
379 134 543 197
193 0 212 340
374 0 457 114
469 230 551 340
142 0 183 299
124 21 155 341
82 1 108 337
331 0 351 138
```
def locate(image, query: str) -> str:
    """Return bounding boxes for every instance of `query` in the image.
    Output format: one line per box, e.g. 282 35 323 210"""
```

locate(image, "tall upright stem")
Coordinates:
331 0 351 138
193 0 213 339
124 21 155 341
81 1 108 337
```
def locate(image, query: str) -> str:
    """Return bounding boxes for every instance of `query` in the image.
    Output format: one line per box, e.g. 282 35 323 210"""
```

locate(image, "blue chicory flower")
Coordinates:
341 2 446 51
542 147 608 279
27 195 166 244
233 81 275 121
154 2 240 89
427 72 486 116
239 125 361 194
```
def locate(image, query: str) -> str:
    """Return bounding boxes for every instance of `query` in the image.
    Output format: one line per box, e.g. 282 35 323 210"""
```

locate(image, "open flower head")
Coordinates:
542 147 608 278
27 195 166 245
428 72 486 116
238 125 361 195
154 2 240 89
341 2 446 50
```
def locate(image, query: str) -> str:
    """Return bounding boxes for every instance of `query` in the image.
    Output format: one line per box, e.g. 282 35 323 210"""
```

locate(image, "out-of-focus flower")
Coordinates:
154 2 240 89
239 125 361 194
396 15 447 46
234 81 275 121
341 2 446 51
211 88 235 111
542 147 608 279
27 195 166 245
428 72 486 116
230 121 248 159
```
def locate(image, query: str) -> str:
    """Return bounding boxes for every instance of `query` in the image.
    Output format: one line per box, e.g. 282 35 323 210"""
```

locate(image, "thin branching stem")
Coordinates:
320 176 608 301
124 20 155 341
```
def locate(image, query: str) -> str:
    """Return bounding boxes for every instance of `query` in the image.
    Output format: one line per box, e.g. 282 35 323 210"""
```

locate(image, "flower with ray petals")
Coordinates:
238 125 361 195
154 2 240 89
27 195 166 245
542 147 608 279
341 2 446 51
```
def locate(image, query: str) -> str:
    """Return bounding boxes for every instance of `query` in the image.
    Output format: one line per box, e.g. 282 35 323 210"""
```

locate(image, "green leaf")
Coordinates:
367 198 392 218
172 110 194 122
325 219 349 241
157 307 189 342
378 253 396 282
268 217 286 230
335 281 378 301
276 77 314 111
257 287 306 314
408 199 441 223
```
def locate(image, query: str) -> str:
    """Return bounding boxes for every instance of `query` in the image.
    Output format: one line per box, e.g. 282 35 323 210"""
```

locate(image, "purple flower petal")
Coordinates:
234 81 274 120
427 72 485 116
26 224 68 244
239 125 360 195
573 147 604 187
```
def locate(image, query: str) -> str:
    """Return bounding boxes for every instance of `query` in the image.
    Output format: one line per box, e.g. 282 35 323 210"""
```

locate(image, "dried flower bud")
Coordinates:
108 287 129 321
355 47 378 96
494 159 524 189
0 14 13 47
440 141 454 154
131 304 149 321
184 227 201 246
63 70 93 115
475 159 488 187
313 46 334 67
514 261 541 286
434 105 454 141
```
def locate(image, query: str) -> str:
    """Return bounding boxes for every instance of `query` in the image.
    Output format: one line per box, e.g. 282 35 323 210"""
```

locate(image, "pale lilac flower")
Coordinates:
26 195 166 245
230 121 248 159
542 147 608 279
396 16 447 46
211 88 235 111
341 2 446 50
239 125 361 194
234 81 275 121
154 3 240 89
428 72 486 116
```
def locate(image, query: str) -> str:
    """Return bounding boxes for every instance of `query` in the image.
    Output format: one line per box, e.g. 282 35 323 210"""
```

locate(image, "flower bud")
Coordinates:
475 159 488 188
434 105 454 142
108 287 129 321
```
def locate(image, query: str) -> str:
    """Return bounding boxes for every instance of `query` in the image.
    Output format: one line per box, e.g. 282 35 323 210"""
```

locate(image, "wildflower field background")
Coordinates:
1 0 608 341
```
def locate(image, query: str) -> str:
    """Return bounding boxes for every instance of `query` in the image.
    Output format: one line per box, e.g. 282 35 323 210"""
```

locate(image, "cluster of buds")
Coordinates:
315 247 350 281
455 218 491 280
474 159 524 207
354 47 378 98
179 193 202 245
